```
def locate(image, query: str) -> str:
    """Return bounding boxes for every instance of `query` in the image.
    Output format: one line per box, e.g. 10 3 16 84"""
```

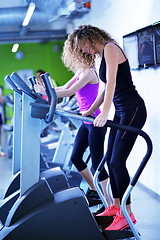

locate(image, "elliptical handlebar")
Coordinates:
40 73 52 105
28 76 38 91
41 72 57 124
7 72 57 124
5 75 22 95
10 72 45 103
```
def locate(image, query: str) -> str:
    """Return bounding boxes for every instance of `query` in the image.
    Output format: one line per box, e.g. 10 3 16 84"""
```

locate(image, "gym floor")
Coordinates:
0 154 160 239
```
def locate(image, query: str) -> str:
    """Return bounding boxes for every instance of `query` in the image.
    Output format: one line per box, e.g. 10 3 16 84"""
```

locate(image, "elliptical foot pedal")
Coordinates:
103 229 134 240
94 215 113 227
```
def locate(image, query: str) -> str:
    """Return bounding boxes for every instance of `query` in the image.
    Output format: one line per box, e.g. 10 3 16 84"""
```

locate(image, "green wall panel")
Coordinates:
0 41 73 95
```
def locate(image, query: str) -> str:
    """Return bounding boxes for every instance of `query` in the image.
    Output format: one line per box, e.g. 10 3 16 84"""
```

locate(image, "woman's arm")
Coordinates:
34 74 77 95
34 70 98 99
93 44 118 127
55 74 78 90
82 82 105 116
55 70 96 98
34 73 78 96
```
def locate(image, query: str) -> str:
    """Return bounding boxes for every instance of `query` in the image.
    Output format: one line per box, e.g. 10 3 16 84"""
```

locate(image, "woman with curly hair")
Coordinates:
65 24 147 231
34 36 110 206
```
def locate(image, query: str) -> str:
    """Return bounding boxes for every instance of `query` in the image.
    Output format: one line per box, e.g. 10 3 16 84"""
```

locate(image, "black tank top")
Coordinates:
99 44 140 110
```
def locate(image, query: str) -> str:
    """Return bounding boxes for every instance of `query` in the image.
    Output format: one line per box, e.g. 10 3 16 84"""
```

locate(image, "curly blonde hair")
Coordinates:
62 24 115 71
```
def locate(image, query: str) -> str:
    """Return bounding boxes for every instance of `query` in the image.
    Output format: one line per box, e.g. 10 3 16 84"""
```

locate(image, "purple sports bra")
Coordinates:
75 72 101 123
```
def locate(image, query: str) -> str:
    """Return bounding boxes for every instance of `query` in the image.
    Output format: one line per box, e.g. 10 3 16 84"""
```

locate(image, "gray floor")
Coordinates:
0 154 160 240
131 186 160 240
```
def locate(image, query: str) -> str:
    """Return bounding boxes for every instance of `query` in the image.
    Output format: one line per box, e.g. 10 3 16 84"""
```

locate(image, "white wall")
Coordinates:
72 0 160 195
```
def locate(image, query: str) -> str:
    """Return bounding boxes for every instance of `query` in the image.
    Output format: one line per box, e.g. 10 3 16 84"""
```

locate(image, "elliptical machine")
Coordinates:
0 72 152 240
0 72 106 240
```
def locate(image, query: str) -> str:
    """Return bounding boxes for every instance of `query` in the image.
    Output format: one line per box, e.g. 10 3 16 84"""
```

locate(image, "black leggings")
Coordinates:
71 122 109 182
105 99 147 204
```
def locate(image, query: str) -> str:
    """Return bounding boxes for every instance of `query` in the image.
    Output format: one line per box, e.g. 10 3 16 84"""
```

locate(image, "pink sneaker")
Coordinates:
96 205 120 217
105 213 137 231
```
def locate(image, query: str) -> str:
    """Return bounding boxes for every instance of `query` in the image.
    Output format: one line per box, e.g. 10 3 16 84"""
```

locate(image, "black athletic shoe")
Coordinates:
86 189 100 199
87 197 102 207
85 189 102 207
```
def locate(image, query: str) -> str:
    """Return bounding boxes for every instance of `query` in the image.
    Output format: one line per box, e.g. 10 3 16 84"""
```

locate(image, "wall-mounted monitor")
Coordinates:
123 23 160 70
137 27 154 68
154 25 160 65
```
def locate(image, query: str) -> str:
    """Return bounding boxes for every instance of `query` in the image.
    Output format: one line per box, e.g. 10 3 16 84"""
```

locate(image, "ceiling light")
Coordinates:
12 43 19 53
22 2 36 27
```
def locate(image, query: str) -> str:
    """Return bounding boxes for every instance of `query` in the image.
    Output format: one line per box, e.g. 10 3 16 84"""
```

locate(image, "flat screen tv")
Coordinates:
137 27 155 67
123 33 139 70
154 25 160 65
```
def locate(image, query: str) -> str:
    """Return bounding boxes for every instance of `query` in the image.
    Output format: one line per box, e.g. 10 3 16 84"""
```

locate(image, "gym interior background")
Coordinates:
0 0 159 212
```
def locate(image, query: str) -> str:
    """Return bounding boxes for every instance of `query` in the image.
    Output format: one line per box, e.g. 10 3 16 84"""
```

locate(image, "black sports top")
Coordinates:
99 44 140 110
